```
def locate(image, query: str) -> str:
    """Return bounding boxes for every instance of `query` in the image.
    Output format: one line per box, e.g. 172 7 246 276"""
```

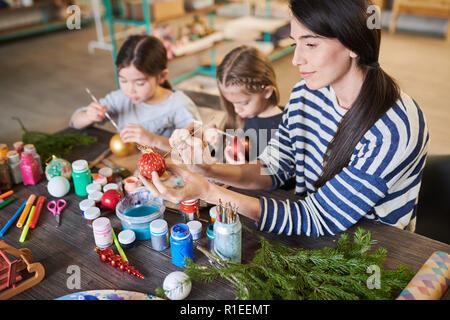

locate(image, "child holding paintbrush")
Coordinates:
70 35 202 152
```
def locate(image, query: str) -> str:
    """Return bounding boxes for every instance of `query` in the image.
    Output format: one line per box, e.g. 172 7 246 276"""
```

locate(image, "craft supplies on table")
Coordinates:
44 156 72 180
209 206 217 222
84 207 100 227
150 219 169 251
20 152 41 186
163 271 192 300
103 183 119 192
79 199 95 216
72 159 92 197
101 189 123 211
111 228 128 262
0 159 13 191
23 144 43 174
0 201 26 237
29 196 46 229
214 201 242 263
0 198 14 209
206 223 215 251
118 229 136 250
7 151 23 184
93 174 107 187
98 167 113 183
397 251 450 300
47 199 66 226
123 176 142 194
0 144 8 161
13 141 24 154
180 199 199 223
187 220 202 241
17 194 36 228
170 223 194 267
19 206 35 242
88 190 103 207
86 182 102 195
92 217 113 248
47 176 70 197
115 190 165 240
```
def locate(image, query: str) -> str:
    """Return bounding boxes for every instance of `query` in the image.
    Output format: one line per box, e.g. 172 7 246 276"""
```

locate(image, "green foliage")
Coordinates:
14 117 97 163
184 228 414 300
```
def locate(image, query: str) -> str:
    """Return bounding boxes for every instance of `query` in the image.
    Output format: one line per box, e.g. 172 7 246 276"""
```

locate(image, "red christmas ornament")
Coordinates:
101 189 123 211
137 151 166 181
94 247 144 279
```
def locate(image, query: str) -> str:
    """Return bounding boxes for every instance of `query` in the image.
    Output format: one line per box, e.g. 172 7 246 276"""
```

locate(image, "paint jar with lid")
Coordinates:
23 144 43 174
72 160 92 196
209 206 217 223
93 174 107 187
6 150 22 184
180 199 199 223
99 167 113 183
92 217 113 248
207 223 215 251
103 183 119 192
170 223 194 267
79 199 95 216
13 141 24 155
214 214 242 263
20 152 41 186
118 229 136 249
88 190 103 208
123 176 142 195
187 220 202 241
149 219 169 251
84 206 100 227
86 182 101 195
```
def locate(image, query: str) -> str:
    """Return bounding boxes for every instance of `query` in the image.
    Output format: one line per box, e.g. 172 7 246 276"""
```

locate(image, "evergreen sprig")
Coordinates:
14 117 97 163
184 228 414 300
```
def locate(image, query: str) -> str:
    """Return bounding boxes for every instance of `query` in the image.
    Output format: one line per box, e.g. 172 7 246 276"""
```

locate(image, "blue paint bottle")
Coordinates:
170 223 194 267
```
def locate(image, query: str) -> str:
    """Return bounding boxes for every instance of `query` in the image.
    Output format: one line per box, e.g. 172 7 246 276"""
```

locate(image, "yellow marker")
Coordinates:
17 194 36 228
19 205 35 243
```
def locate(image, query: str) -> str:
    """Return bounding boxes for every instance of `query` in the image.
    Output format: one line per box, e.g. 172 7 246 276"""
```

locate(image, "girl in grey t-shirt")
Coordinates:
70 35 201 152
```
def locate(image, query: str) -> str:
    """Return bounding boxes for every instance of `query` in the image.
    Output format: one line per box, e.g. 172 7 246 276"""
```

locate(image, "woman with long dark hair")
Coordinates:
141 0 429 236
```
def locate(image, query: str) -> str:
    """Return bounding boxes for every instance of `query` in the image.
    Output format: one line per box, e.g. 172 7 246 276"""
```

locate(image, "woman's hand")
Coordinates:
138 160 211 204
120 123 157 146
86 102 107 123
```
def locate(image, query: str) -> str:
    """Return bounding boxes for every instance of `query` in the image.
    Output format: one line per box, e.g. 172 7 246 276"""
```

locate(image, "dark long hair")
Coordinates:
217 45 280 130
289 0 400 188
115 35 172 90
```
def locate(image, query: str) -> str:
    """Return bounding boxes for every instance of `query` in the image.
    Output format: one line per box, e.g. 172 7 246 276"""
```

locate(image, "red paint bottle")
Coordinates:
20 152 41 185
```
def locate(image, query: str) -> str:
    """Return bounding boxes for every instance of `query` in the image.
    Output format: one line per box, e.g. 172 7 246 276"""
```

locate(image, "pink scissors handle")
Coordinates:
47 199 66 215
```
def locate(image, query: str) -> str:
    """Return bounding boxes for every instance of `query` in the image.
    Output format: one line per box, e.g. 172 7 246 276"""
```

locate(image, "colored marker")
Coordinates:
111 228 128 263
0 190 14 199
0 200 26 237
19 205 35 243
0 197 14 209
17 194 36 228
29 196 46 229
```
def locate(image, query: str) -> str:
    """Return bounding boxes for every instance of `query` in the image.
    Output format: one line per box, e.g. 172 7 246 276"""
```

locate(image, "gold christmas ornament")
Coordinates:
109 133 135 157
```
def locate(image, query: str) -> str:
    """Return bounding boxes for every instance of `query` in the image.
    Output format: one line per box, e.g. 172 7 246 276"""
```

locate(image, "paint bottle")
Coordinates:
6 150 23 184
92 217 113 248
23 144 43 174
79 199 95 216
170 223 194 267
88 190 103 208
0 159 12 191
150 219 169 251
207 223 215 252
72 159 92 197
180 199 199 223
214 214 242 263
86 182 102 195
99 167 113 183
84 206 100 227
118 230 136 250
93 173 107 187
13 141 24 155
0 144 8 161
123 176 142 195
20 152 41 186
187 220 202 241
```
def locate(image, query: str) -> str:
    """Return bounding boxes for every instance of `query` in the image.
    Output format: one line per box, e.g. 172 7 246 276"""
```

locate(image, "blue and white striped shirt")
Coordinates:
257 80 429 237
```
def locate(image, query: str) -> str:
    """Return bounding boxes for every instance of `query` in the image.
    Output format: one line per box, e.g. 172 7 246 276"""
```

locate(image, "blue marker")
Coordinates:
0 200 26 238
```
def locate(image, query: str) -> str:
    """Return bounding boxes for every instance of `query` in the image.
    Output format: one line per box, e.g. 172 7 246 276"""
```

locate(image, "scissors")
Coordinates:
47 199 66 226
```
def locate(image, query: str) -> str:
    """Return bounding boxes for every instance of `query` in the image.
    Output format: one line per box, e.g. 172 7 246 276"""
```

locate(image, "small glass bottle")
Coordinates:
214 214 242 263
180 199 199 223
0 159 12 191
20 152 41 186
6 150 23 184
0 144 9 161
72 159 92 197
13 141 24 155
23 144 43 174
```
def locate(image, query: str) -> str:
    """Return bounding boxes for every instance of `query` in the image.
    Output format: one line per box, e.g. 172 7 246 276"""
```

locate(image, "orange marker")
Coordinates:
16 194 36 228
0 190 13 199
29 196 46 229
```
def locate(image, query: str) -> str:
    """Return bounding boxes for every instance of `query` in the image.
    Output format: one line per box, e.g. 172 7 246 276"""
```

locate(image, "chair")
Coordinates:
416 154 450 244
389 0 450 40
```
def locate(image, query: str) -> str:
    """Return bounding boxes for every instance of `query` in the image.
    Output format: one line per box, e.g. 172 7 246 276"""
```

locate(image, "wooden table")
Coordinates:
1 127 449 300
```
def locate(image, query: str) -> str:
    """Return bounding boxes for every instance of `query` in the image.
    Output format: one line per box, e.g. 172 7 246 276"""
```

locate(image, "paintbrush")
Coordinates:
85 88 120 132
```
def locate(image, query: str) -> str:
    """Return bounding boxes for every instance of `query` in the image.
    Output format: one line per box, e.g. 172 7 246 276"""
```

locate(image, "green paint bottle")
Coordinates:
72 159 92 197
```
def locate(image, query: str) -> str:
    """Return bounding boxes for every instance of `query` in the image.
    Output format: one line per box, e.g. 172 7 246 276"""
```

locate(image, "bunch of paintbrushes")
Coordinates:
216 199 238 224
